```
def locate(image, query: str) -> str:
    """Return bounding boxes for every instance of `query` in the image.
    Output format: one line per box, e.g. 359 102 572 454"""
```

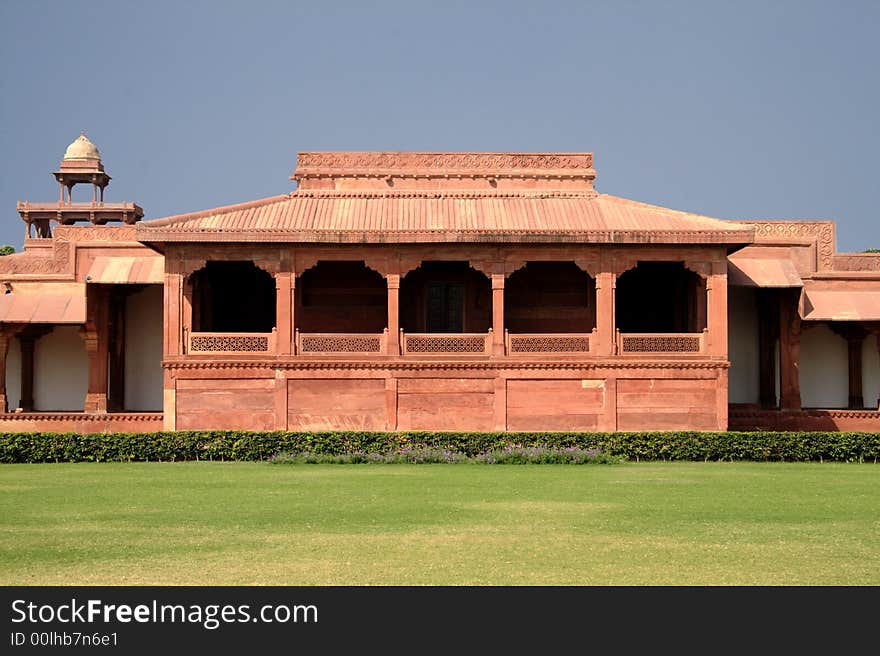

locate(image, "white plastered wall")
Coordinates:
862 333 880 409
799 323 848 409
5 337 22 411
124 285 163 411
34 325 88 411
727 286 760 403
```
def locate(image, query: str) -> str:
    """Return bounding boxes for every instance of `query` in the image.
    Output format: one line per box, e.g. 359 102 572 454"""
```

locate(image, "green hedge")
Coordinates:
0 430 878 463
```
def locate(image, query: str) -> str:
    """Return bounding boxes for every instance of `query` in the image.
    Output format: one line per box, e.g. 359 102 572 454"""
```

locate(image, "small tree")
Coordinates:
0 245 15 256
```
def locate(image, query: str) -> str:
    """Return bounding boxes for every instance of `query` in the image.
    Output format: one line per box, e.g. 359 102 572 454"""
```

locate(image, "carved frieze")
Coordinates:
164 359 729 371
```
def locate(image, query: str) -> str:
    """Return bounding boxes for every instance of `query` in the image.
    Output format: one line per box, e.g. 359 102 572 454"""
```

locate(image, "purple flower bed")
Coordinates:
269 445 619 465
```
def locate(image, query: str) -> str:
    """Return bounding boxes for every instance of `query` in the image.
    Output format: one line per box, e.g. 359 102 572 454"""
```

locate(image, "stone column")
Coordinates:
846 328 866 409
491 273 505 355
594 271 616 356
181 277 193 349
275 272 294 355
82 330 108 413
83 287 109 414
165 272 183 357
386 274 400 355
778 289 802 411
706 262 728 357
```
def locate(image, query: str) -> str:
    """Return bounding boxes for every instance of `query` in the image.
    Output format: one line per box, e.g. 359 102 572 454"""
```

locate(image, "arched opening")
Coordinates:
400 261 491 333
616 262 706 333
296 261 387 333
505 262 595 333
190 261 276 333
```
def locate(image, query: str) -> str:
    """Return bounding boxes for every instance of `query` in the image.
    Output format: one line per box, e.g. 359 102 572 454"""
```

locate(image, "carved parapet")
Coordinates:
617 331 707 354
294 152 595 178
297 332 385 354
401 331 490 355
188 332 275 354
506 332 592 354
832 253 880 272
740 221 835 271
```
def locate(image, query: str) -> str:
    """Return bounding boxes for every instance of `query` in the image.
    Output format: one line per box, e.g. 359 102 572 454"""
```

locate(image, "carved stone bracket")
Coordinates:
573 259 600 278
503 260 528 278
468 261 495 278
683 260 712 279
398 256 423 278
252 258 282 275
185 260 208 277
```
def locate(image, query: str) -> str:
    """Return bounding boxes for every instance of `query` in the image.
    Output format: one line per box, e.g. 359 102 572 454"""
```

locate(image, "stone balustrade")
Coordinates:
616 329 707 354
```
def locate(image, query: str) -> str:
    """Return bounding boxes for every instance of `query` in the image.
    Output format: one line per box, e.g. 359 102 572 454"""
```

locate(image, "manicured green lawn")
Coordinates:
1 462 877 585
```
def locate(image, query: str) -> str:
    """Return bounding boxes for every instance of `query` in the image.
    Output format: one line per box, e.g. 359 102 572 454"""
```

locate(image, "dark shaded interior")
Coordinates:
505 262 595 333
296 261 387 333
191 261 276 332
400 261 491 333
616 261 706 333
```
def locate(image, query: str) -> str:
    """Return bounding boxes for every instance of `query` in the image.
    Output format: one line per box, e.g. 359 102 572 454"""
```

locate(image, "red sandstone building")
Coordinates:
1 135 878 433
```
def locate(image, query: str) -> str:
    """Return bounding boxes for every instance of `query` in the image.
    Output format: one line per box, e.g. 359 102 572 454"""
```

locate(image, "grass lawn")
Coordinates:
0 462 878 585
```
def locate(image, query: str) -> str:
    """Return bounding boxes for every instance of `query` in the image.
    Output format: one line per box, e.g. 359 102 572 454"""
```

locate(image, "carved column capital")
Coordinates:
274 270 294 289
79 327 99 353
594 270 616 290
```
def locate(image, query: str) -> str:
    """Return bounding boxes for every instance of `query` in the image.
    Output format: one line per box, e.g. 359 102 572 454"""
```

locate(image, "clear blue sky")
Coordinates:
1 1 877 251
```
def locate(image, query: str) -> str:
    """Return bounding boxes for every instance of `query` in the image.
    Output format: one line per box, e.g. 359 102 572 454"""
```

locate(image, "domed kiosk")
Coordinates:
16 133 143 237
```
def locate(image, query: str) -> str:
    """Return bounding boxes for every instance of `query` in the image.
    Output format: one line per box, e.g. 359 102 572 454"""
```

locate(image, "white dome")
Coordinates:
62 133 100 161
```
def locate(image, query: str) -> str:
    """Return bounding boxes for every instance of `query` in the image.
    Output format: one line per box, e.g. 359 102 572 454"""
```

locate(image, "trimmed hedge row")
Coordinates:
0 430 878 463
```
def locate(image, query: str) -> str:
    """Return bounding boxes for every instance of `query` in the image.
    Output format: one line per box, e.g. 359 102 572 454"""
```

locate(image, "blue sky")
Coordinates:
1 1 877 251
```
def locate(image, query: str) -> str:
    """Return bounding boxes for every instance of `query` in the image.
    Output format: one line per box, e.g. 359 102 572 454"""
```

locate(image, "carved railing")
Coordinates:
505 330 594 355
296 330 386 354
187 331 276 354
616 330 707 354
400 330 491 355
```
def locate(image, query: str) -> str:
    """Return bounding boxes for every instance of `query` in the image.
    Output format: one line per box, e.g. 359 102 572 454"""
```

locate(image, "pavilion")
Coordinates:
1 136 877 432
